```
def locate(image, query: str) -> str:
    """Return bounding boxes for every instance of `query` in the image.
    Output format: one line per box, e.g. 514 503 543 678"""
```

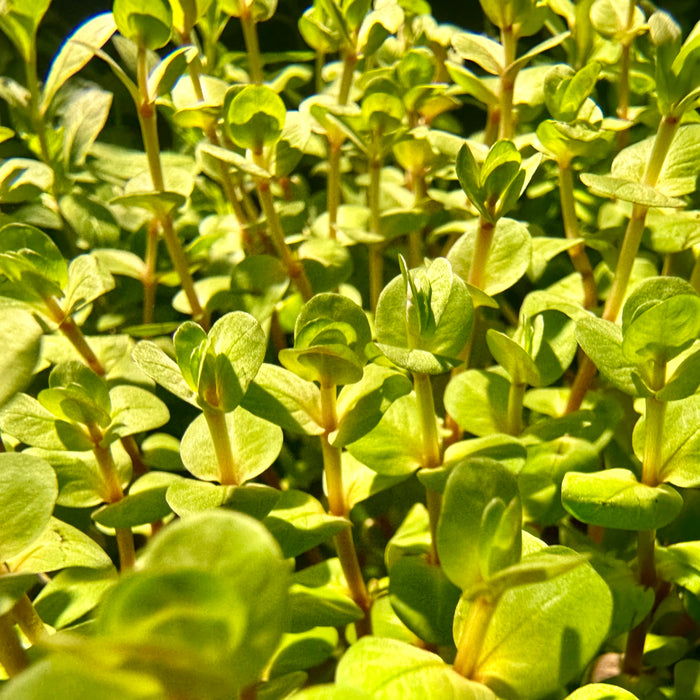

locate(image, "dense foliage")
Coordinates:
0 0 699 698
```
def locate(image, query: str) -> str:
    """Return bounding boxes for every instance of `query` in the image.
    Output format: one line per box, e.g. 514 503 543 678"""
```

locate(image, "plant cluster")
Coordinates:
0 0 699 698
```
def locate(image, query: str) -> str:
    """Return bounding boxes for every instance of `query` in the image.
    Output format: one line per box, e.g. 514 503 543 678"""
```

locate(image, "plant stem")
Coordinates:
368 155 384 313
135 44 206 327
239 7 264 84
143 219 159 325
506 381 526 436
203 409 238 486
469 218 495 288
337 50 357 106
90 425 136 571
10 596 47 645
184 34 250 227
453 595 495 678
0 614 28 677
413 372 442 564
319 382 371 634
623 360 666 674
558 163 597 308
616 0 637 150
254 175 313 301
566 114 679 412
327 139 342 239
408 170 427 268
498 25 518 140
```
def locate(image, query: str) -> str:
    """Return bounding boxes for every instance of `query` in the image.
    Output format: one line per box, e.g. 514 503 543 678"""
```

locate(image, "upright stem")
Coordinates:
566 115 679 412
558 163 597 308
0 614 28 677
184 42 249 227
413 372 442 564
254 175 313 301
10 596 47 645
408 170 427 268
453 595 495 678
240 8 264 84
498 25 518 140
135 44 205 327
143 218 159 325
319 382 371 634
506 381 526 436
203 409 238 486
337 50 358 106
616 0 637 150
368 155 384 313
327 139 343 239
623 360 666 675
469 218 495 289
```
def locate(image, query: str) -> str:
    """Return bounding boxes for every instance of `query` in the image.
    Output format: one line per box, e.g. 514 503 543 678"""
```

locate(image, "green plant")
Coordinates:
0 0 699 698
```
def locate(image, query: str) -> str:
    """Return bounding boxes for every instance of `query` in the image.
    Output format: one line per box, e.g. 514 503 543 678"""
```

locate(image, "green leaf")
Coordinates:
225 84 286 152
219 0 277 22
0 656 163 700
281 293 371 385
60 195 120 248
63 254 115 316
6 517 112 572
444 369 510 437
565 683 640 699
0 159 53 205
61 86 113 169
580 173 685 207
438 458 521 591
42 11 116 105
385 503 431 569
138 510 289 690
92 472 179 528
263 489 348 558
333 363 412 447
519 436 600 526
0 452 57 561
198 311 268 412
633 394 700 488
33 566 117 629
147 46 195 101
486 329 540 386
0 308 41 408
575 315 637 395
562 468 684 529
658 346 700 401
451 31 504 75
346 393 424 476
94 568 250 699
610 125 700 197
0 223 67 303
0 0 51 62
165 480 279 520
180 407 282 483
104 385 170 443
335 637 498 699
375 257 473 374
268 627 338 678
131 340 199 407
544 62 601 122
290 558 364 632
0 573 40 617
110 191 186 217
447 218 532 296
389 555 461 646
457 547 612 699
620 279 700 365
113 0 172 49
0 393 92 451
243 363 324 436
